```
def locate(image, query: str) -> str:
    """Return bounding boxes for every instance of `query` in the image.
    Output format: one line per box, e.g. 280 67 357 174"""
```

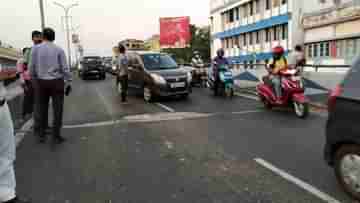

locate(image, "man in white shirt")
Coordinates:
0 65 30 203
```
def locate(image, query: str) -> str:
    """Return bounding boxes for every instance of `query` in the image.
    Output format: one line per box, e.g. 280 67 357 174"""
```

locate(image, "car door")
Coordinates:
128 54 144 89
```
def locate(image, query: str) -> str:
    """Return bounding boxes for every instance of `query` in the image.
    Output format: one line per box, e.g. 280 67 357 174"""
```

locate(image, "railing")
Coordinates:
231 63 351 72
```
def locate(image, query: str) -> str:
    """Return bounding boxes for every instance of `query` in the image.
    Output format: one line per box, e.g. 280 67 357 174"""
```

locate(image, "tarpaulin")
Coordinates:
160 16 191 48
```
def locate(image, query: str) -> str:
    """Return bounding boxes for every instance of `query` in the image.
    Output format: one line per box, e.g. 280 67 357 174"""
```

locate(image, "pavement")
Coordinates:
13 74 357 203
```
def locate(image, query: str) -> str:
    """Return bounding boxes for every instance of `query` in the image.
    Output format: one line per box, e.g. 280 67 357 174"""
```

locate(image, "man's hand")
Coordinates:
65 85 72 96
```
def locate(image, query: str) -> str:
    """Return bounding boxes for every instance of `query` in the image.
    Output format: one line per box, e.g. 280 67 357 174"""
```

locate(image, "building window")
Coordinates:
249 2 254 16
244 34 247 46
235 7 240 20
266 0 271 10
226 38 229 48
282 24 288 40
314 44 318 57
229 9 234 22
308 44 313 58
265 28 270 42
256 31 260 44
319 0 326 3
325 42 330 57
255 0 260 13
320 43 324 57
249 33 253 45
282 0 287 5
273 27 278 41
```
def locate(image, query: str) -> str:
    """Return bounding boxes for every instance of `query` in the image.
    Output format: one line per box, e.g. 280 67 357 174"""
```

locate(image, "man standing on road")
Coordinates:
0 65 30 203
30 28 72 144
17 48 33 120
24 31 43 137
117 44 129 103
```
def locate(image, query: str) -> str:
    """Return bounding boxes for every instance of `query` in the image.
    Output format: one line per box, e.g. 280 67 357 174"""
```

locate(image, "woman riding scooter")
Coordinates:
268 46 287 104
212 49 229 96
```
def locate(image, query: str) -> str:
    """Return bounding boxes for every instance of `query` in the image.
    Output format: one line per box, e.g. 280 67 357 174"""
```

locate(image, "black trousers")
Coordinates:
32 79 47 136
37 79 64 138
119 75 128 102
22 80 34 118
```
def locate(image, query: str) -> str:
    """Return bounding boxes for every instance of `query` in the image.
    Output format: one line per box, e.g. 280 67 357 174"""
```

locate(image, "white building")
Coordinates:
302 0 360 65
210 0 305 67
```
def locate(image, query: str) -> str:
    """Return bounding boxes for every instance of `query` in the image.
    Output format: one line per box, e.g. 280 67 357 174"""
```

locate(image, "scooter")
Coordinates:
257 68 309 118
208 64 234 98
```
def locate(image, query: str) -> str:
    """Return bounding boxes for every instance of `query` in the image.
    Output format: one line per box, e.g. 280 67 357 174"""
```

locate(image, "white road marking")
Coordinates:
155 103 175 113
231 110 263 115
15 118 33 147
235 92 260 101
255 158 341 203
63 110 262 129
95 86 114 119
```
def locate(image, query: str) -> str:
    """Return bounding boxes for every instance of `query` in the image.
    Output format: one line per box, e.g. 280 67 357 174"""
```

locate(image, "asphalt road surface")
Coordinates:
15 75 356 203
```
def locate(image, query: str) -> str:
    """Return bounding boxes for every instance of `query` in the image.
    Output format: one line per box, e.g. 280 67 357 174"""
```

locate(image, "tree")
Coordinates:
163 24 211 64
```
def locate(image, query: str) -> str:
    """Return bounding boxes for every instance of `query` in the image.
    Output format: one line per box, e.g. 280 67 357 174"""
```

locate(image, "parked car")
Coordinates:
78 56 106 80
324 57 360 200
102 57 113 74
116 51 192 102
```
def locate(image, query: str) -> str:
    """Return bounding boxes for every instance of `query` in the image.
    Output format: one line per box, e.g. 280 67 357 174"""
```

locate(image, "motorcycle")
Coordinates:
192 63 208 88
208 64 234 98
257 68 309 118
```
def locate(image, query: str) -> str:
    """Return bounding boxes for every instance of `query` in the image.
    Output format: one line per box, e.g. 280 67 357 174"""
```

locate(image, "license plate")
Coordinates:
170 82 185 88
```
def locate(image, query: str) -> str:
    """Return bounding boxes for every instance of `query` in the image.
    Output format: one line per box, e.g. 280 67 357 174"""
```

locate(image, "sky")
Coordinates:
0 0 210 57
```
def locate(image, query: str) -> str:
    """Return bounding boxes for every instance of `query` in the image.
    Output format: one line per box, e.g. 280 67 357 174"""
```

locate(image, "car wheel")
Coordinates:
182 93 189 100
143 86 154 103
102 73 106 80
334 145 360 201
293 101 309 119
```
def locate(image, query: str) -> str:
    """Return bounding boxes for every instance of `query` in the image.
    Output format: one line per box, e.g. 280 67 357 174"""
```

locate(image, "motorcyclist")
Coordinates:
191 51 204 67
212 48 229 95
268 46 287 103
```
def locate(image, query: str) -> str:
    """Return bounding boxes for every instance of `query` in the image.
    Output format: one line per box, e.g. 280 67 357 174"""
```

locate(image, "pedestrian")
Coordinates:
24 31 44 137
30 28 72 144
117 44 129 103
17 48 34 120
0 64 30 202
288 45 306 72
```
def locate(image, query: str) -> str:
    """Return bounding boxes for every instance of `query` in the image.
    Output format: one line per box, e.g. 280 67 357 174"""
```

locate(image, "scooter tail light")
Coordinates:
328 85 343 112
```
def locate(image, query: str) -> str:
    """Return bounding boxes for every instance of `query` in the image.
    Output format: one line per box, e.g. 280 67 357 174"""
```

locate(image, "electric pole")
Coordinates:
39 0 46 29
53 2 79 68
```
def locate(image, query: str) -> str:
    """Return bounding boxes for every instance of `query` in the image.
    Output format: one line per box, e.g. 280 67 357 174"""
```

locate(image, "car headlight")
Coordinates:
187 71 192 83
112 66 117 71
151 73 166 85
78 64 82 70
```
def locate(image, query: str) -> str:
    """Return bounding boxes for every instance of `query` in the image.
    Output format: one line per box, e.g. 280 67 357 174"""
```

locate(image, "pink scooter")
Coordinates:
257 68 310 118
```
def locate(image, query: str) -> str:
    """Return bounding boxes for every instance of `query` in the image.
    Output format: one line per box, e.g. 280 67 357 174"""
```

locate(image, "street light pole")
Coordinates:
39 0 46 29
53 2 79 68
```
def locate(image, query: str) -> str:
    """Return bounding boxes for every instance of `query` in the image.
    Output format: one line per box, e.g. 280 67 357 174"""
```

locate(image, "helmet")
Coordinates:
216 49 225 58
272 46 285 58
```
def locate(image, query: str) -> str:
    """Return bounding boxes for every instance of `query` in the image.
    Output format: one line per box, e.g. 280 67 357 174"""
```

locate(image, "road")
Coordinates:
14 75 355 203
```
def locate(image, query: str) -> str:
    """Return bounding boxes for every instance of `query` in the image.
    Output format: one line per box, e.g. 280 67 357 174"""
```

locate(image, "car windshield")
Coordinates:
84 57 101 62
141 54 178 70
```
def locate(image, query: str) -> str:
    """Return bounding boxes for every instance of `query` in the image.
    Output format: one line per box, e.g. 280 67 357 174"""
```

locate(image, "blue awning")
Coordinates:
228 50 289 64
213 14 290 39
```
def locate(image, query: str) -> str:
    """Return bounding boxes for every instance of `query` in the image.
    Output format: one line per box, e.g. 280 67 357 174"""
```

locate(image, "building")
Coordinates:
302 0 360 65
120 39 146 51
210 0 305 67
145 35 161 51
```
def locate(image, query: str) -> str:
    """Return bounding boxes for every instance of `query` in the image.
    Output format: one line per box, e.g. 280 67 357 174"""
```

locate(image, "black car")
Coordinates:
102 57 113 74
116 51 192 102
78 56 106 80
325 57 360 200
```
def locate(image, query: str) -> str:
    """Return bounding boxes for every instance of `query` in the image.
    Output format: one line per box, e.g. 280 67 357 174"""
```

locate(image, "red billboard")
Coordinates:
160 16 191 49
